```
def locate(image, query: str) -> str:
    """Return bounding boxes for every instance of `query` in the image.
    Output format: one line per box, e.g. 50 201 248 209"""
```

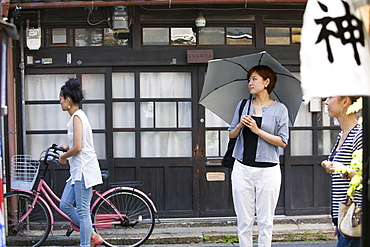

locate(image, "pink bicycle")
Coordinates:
4 144 158 247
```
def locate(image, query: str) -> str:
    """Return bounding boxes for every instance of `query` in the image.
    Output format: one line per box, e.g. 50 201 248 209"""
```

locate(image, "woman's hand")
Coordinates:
321 160 342 174
322 160 357 179
58 145 69 164
58 154 67 165
239 114 286 148
60 145 69 151
241 115 259 134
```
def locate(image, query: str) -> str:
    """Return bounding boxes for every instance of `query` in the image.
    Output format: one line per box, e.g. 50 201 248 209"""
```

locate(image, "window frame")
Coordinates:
141 25 255 47
50 28 70 47
264 25 302 46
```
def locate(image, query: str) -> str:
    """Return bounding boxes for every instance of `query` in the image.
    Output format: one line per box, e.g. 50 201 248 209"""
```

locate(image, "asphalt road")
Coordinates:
142 241 337 247
44 240 338 247
16 239 339 247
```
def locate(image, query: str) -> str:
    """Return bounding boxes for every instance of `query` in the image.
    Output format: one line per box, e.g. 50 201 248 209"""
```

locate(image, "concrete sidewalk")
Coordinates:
37 215 335 246
149 215 336 245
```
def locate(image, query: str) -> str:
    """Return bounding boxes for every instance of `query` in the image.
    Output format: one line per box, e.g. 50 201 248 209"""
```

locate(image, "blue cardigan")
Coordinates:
228 99 289 164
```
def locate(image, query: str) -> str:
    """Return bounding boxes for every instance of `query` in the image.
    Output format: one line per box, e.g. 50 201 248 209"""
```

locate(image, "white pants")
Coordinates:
231 160 281 247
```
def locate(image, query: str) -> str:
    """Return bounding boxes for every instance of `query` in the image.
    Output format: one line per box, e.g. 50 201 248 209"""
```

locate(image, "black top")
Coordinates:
241 116 277 168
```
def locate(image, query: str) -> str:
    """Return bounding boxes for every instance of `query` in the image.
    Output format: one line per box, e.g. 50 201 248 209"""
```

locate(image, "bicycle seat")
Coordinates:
101 170 109 181
109 181 144 188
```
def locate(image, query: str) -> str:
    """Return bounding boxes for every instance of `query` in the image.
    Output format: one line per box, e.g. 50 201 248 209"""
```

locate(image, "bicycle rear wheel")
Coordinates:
4 191 51 247
92 189 155 247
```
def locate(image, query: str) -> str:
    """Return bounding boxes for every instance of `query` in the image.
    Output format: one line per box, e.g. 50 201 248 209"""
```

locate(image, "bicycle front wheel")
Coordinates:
4 191 51 247
92 189 155 247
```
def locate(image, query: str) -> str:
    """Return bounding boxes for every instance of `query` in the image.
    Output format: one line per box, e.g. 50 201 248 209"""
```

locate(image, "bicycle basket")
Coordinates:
11 155 40 190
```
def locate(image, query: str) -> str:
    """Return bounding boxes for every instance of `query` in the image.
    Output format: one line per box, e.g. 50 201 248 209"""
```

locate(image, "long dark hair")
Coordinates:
60 78 84 104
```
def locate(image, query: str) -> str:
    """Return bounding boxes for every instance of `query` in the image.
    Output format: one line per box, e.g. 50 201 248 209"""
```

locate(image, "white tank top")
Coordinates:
67 109 102 188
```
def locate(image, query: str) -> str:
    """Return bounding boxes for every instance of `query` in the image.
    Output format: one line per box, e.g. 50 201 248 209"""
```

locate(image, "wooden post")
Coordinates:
362 96 370 247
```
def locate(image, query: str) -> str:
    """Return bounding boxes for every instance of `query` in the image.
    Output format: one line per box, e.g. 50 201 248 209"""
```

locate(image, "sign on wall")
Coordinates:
300 0 370 100
187 49 214 64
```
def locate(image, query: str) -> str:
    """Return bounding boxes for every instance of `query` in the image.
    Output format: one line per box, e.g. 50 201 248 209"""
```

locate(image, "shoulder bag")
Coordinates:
338 196 362 238
221 98 250 168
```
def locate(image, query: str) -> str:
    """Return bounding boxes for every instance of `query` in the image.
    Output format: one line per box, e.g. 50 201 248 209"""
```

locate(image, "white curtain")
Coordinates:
113 72 192 158
140 72 192 157
25 74 74 157
25 74 106 159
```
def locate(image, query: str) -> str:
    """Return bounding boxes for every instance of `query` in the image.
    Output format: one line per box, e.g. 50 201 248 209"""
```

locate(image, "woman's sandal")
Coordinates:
90 232 104 247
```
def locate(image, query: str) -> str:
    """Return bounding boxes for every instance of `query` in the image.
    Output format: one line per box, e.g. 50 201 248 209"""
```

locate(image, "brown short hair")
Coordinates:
247 65 277 94
338 96 361 105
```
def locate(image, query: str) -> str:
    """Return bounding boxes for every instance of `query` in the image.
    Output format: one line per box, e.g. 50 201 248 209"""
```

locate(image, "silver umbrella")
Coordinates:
199 51 303 125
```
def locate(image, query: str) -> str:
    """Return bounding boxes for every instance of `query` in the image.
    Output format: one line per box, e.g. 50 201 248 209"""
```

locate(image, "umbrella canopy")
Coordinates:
199 51 302 125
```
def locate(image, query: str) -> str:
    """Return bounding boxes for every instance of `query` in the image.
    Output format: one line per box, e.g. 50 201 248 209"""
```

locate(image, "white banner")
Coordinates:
300 0 370 101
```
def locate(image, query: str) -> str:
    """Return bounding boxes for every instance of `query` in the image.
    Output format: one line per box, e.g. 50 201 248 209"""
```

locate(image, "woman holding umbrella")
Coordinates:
321 96 362 247
229 65 289 246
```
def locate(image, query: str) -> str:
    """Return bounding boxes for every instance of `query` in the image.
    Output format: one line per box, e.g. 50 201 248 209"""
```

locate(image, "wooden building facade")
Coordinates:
1 0 340 218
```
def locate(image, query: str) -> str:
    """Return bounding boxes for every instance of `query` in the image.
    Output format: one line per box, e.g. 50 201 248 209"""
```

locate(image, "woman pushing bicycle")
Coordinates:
58 78 104 247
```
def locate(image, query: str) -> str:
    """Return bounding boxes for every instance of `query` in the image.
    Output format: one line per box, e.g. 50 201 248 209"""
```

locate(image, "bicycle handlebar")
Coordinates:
40 143 67 178
42 143 67 163
39 144 67 178
51 143 67 152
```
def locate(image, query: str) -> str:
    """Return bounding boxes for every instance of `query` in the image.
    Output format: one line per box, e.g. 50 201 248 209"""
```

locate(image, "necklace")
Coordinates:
252 99 273 107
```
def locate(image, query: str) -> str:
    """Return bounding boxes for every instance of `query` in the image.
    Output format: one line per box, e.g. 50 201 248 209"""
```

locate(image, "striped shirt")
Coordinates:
328 124 362 222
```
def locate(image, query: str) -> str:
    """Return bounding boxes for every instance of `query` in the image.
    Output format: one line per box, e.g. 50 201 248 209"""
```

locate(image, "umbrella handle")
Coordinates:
247 94 253 116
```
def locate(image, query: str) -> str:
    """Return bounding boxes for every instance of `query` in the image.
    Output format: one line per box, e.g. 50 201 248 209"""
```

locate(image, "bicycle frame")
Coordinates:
13 146 91 232
14 177 158 233
15 178 77 232
11 144 158 241
93 186 158 231
91 186 157 213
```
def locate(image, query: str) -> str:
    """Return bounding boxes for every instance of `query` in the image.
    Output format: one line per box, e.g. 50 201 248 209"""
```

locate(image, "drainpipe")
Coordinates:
8 0 307 10
6 20 16 191
19 21 25 154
